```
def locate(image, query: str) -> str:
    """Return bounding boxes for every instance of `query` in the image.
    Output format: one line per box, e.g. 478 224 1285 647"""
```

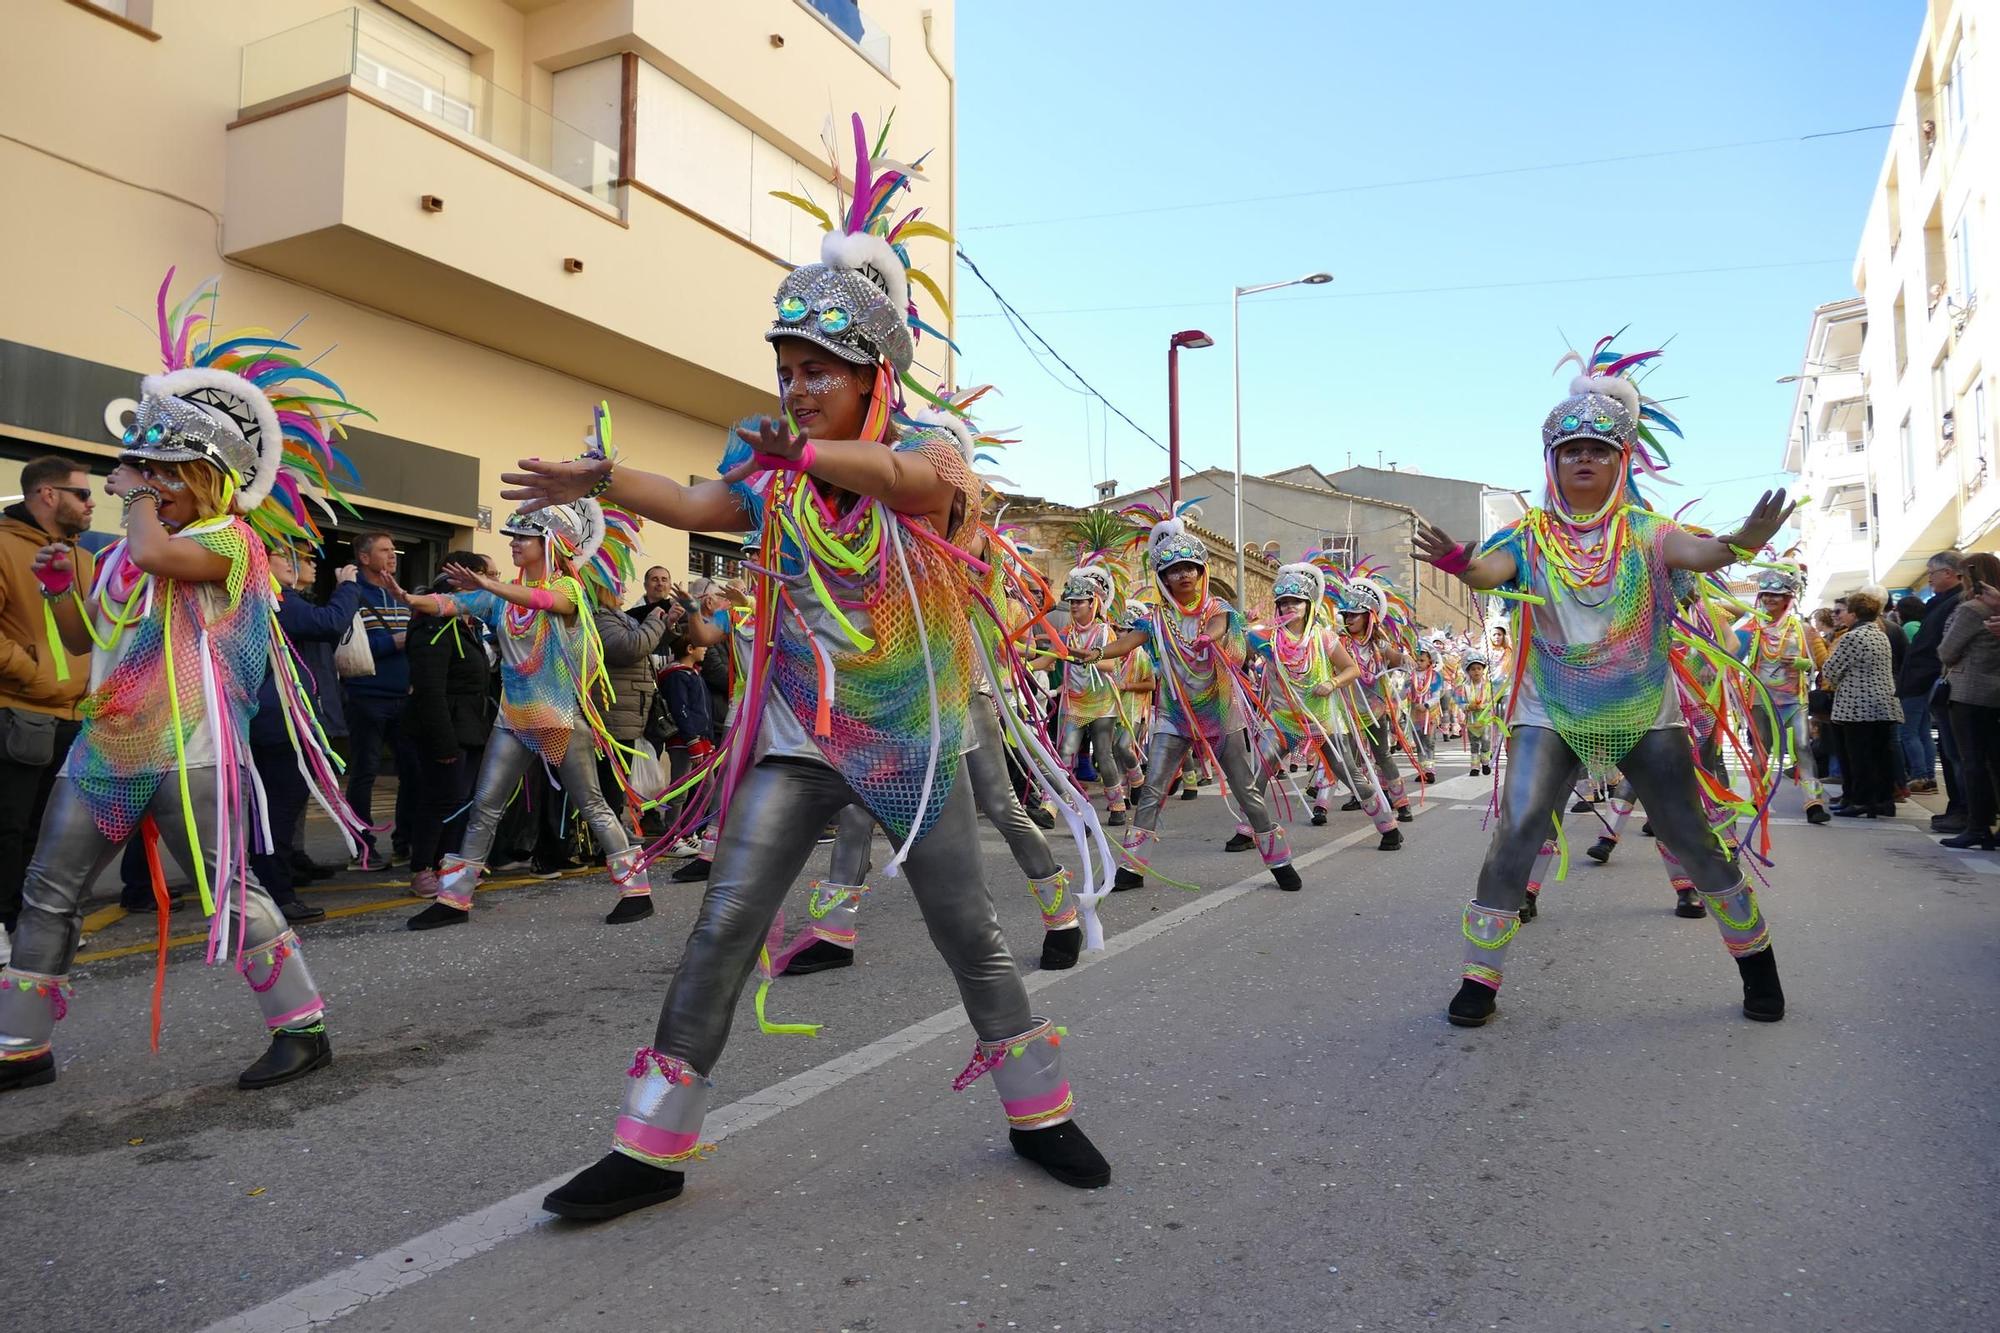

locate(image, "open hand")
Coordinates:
1413 521 1462 567
442 562 488 593
1733 489 1797 552
722 415 813 484
499 457 612 514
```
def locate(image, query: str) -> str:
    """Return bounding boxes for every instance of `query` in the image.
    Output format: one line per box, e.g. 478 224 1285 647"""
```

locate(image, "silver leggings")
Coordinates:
1061 715 1129 807
1751 700 1825 805
13 770 289 977
652 758 1032 1070
455 727 629 866
830 696 1060 885
1132 729 1274 835
1477 726 1743 911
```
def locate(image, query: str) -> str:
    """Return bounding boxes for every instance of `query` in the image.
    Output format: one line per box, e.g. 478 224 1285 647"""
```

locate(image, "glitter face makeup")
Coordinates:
798 371 855 397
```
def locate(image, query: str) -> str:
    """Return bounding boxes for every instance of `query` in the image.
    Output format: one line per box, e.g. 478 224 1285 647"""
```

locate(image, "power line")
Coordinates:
957 246 1361 537
962 123 1896 233
959 257 1851 322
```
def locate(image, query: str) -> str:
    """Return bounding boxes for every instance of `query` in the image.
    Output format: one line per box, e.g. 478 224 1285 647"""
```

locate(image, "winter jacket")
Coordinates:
1898 584 1961 698
594 603 671 742
1939 599 2000 710
0 503 95 719
406 610 495 762
660 663 714 747
1823 621 1905 724
252 582 363 747
342 578 412 699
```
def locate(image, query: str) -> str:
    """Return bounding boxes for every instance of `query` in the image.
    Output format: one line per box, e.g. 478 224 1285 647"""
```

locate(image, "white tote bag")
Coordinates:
334 609 377 679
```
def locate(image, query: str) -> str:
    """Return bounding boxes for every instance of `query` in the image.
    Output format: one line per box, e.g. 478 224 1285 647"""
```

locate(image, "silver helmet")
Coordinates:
120 368 269 489
500 498 605 567
766 230 913 374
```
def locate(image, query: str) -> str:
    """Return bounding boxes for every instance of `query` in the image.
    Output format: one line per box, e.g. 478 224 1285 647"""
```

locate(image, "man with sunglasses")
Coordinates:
0 458 97 963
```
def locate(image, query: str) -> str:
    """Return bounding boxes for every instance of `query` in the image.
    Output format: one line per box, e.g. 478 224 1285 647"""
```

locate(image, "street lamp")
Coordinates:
1167 329 1214 505
1232 271 1332 600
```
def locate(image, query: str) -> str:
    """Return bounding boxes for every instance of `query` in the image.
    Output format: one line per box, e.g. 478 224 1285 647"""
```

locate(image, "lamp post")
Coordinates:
1232 272 1332 600
1167 329 1213 505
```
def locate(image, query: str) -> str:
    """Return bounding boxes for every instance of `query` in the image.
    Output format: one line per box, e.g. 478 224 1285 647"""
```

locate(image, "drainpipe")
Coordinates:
921 10 956 390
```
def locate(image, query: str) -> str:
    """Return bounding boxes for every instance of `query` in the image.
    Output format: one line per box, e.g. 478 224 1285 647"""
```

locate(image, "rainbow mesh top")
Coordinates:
445 579 597 764
69 519 271 842
727 426 982 847
1059 621 1118 723
1257 622 1343 745
1481 505 1681 775
1135 595 1247 740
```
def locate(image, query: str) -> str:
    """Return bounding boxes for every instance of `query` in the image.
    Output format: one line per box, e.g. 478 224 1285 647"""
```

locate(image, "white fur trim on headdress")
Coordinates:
1569 372 1642 421
144 366 281 513
821 229 910 331
574 498 606 568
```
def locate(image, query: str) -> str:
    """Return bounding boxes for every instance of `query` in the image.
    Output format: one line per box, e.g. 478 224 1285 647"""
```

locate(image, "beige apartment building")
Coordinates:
0 0 956 582
1825 0 1989 595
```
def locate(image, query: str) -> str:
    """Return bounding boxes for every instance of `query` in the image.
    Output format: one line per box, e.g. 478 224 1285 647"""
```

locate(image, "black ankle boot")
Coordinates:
1040 926 1083 970
1585 837 1615 864
0 1050 56 1094
1112 867 1144 891
783 939 855 975
1805 804 1831 825
1447 979 1497 1027
1519 892 1538 922
1009 1121 1110 1189
1310 809 1328 826
1340 797 1363 812
408 902 469 931
669 858 712 883
238 1026 332 1090
1395 805 1414 823
1377 828 1403 851
1737 947 1785 1022
543 1152 686 1220
1940 829 1999 849
1223 832 1254 853
604 895 655 925
1674 888 1706 918
1270 862 1302 892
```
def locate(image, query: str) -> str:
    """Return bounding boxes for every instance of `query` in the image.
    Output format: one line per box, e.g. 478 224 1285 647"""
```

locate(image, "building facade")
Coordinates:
1781 299 1871 607
1 0 954 582
1842 0 1990 593
1100 466 1486 634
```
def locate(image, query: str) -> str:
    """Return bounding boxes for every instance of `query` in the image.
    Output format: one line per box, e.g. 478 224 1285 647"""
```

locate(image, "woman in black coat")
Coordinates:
404 553 497 898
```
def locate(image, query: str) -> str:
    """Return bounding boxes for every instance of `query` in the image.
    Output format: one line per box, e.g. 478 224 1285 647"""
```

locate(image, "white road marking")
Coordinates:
201 818 1396 1331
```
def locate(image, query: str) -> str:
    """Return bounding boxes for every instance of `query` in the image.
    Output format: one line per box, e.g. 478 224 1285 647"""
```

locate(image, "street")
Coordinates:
3 751 1994 1333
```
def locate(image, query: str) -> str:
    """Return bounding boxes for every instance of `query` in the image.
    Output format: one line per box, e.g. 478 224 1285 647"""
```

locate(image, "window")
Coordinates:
353 3 477 134
687 535 743 581
1953 212 1978 303
1901 414 1916 502
1975 380 1990 470
1936 355 1954 459
1950 42 1969 138
1316 532 1356 565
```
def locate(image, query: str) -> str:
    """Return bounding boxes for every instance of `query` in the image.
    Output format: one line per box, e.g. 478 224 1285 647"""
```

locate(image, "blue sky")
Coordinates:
949 0 1922 544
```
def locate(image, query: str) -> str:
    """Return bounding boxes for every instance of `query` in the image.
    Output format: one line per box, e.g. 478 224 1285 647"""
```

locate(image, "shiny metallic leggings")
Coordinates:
653 758 1032 1069
1132 730 1275 836
1061 716 1129 809
455 727 629 866
1478 726 1743 911
830 697 1060 885
1751 701 1825 806
12 771 290 977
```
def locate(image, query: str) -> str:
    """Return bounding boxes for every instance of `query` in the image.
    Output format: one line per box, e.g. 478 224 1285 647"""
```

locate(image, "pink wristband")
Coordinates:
1434 542 1474 576
34 560 73 598
754 441 818 474
527 587 556 611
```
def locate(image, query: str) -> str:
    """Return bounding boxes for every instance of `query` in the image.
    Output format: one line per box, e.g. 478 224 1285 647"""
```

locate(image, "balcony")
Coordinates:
225 9 788 427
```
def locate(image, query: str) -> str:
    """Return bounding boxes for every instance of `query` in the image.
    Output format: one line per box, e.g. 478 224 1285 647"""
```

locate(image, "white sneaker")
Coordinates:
666 838 702 858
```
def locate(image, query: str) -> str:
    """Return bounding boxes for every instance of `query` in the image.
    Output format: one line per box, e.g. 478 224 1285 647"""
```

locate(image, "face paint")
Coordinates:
799 370 855 398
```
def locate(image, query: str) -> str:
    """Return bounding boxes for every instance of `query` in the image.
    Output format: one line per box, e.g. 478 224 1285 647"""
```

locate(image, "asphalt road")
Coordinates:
3 753 1995 1333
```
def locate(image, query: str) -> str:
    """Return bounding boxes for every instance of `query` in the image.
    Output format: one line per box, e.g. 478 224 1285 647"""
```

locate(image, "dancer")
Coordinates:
1239 562 1401 849
1734 569 1831 825
1415 334 1792 1027
1035 564 1130 826
1332 576 1417 828
508 116 1110 1219
2 270 367 1093
1409 642 1444 783
1458 651 1500 773
1083 511 1302 892
399 405 650 929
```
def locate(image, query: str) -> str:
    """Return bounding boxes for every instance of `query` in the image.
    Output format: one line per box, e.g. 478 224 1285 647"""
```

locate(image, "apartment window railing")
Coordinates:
239 9 618 204
798 0 892 76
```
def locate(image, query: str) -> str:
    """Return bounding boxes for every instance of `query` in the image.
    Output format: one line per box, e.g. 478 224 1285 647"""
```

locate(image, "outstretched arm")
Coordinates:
1415 520 1517 591
500 457 750 533
725 417 955 527
1080 627 1150 663
1663 489 1796 573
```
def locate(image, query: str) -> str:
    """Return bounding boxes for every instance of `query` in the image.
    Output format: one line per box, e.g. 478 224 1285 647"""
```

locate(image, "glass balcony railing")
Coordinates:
800 0 892 76
239 9 618 205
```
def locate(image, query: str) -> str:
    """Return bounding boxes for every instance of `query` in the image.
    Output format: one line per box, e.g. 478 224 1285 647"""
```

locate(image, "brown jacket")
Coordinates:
0 505 95 719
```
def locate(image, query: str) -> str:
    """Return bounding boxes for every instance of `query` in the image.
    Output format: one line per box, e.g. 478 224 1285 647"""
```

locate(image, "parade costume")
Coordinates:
1109 511 1300 892
1457 651 1501 773
1244 562 1399 849
2 270 368 1094
1435 336 1785 1028
407 408 645 931
1050 565 1130 824
545 115 1110 1221
1330 574 1417 827
1734 570 1830 824
1409 646 1444 778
